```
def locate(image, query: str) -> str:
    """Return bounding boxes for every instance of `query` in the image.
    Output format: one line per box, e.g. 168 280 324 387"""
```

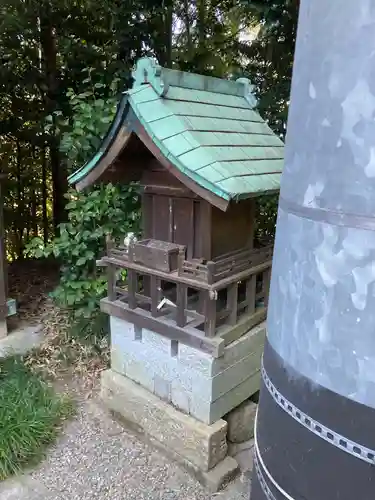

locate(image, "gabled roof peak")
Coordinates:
131 57 257 109
69 57 284 207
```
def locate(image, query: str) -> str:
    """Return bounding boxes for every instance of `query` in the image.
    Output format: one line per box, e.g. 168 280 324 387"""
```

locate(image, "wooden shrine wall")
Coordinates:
141 163 211 260
107 149 256 261
140 160 256 261
210 199 255 258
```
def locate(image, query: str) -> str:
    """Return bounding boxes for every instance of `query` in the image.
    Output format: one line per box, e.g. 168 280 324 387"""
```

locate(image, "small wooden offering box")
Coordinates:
129 239 185 273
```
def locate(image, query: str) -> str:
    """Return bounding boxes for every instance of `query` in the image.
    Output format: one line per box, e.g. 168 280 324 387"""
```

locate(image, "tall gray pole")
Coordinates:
251 1 375 499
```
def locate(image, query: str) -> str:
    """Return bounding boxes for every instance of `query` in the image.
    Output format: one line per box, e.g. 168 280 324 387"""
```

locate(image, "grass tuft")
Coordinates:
0 355 74 480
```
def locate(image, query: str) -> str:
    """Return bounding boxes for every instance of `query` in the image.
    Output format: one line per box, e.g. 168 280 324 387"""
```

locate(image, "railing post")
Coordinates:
227 281 239 325
263 267 272 307
177 247 185 275
176 283 187 327
150 275 161 317
127 270 137 309
107 264 117 301
245 274 256 314
105 234 116 302
206 260 215 285
204 290 217 337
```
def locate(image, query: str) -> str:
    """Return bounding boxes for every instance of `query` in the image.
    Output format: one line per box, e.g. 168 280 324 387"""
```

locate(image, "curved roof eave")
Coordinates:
67 92 231 209
68 94 129 187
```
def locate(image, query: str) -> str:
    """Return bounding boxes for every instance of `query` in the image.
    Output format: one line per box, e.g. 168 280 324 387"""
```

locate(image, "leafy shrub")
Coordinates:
26 183 141 344
32 72 141 345
255 194 279 247
46 68 121 175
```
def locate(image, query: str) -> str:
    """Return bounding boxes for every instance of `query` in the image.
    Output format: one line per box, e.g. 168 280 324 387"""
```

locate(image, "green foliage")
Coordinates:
26 184 140 328
28 62 141 345
255 194 279 247
0 355 74 480
241 0 298 137
46 69 121 174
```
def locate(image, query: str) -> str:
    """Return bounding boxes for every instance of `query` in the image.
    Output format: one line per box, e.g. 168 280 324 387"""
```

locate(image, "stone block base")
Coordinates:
0 324 43 358
101 369 239 492
225 399 257 443
110 316 265 424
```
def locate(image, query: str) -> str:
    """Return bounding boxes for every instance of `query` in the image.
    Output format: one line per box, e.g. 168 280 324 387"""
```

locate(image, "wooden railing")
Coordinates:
178 245 273 284
100 237 272 349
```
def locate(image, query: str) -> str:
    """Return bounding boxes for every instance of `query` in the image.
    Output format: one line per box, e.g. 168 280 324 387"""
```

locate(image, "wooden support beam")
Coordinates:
101 297 224 357
115 288 151 307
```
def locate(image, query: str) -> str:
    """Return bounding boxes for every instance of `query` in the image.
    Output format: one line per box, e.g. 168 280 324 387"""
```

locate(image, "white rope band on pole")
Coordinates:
254 409 296 500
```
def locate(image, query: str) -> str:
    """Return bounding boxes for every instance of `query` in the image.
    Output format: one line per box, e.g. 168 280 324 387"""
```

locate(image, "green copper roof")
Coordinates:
69 57 284 202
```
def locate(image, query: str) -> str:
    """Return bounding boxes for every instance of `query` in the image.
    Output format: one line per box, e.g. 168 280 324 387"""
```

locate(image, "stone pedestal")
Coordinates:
101 369 239 492
110 316 265 425
104 315 265 491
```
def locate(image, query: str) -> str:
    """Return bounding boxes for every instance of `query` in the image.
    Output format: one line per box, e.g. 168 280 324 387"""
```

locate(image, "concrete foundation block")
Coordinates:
124 358 155 393
228 439 255 473
225 399 257 443
228 438 255 457
200 456 240 493
171 381 190 413
177 321 266 377
111 316 135 340
154 374 171 400
110 316 265 425
190 371 261 424
101 369 228 472
142 328 171 354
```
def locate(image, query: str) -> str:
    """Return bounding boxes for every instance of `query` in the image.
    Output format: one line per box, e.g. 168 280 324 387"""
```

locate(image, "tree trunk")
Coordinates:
31 190 38 238
50 144 67 231
164 3 173 67
39 3 67 231
183 0 192 58
41 147 49 244
16 141 24 260
197 0 206 46
196 0 207 72
30 146 38 238
153 1 174 67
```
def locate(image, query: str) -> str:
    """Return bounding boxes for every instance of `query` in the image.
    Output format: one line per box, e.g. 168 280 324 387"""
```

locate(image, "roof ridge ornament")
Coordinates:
131 57 170 97
236 77 258 109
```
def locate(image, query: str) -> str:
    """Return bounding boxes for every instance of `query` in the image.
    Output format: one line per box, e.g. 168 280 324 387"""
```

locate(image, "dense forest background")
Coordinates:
0 0 298 260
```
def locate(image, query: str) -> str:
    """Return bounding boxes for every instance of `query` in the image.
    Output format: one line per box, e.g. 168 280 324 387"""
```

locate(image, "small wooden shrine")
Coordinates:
69 57 283 486
69 57 283 351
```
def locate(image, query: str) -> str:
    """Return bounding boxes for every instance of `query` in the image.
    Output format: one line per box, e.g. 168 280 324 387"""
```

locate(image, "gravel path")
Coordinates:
1 396 251 500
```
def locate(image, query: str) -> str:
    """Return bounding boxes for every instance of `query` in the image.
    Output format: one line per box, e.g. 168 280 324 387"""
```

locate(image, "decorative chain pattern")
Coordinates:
261 359 375 465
